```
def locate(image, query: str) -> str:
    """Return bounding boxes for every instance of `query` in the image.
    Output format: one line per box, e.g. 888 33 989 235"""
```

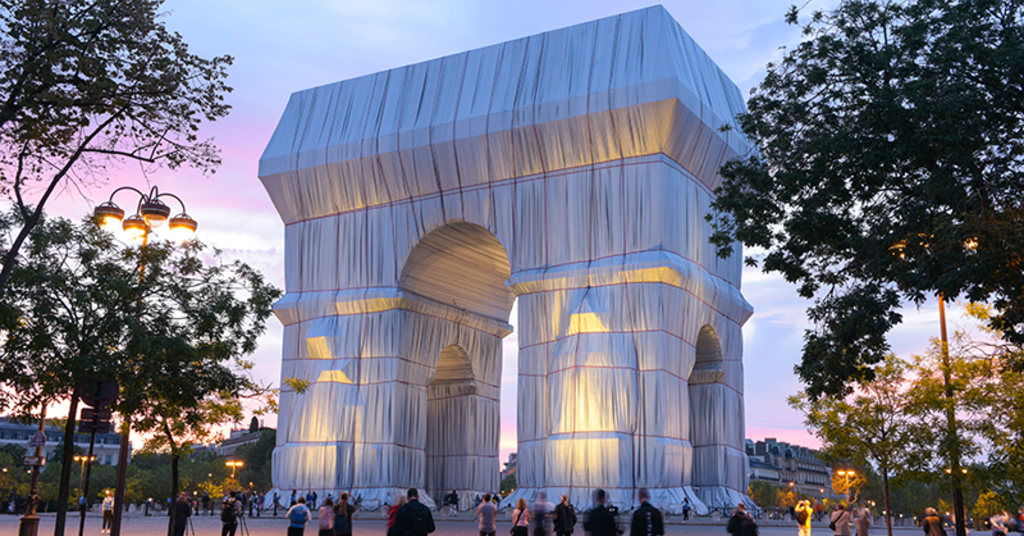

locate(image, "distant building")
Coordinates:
0 416 127 467
217 429 263 457
501 452 517 480
746 438 831 498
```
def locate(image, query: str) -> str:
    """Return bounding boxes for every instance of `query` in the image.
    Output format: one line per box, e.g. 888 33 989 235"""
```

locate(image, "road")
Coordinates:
0 513 948 536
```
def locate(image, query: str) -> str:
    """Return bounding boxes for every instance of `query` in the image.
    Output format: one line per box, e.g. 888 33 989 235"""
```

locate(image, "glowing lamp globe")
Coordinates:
94 201 125 231
168 213 198 241
122 215 149 240
140 198 171 228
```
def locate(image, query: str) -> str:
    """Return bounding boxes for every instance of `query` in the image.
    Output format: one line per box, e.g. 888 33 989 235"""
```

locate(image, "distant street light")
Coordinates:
72 455 96 502
836 470 857 504
226 460 244 479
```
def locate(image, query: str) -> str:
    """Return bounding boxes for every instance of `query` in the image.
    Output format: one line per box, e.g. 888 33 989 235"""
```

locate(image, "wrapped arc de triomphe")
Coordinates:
258 5 755 513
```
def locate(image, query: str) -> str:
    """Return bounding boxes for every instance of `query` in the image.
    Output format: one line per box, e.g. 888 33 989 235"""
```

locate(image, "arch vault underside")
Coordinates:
260 6 754 512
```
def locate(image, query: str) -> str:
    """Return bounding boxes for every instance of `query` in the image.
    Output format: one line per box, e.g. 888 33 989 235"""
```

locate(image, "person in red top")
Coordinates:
387 493 407 536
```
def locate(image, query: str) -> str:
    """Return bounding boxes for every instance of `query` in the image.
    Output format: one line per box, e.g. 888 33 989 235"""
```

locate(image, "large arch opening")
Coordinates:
689 324 726 491
401 221 513 508
400 221 514 321
426 345 477 503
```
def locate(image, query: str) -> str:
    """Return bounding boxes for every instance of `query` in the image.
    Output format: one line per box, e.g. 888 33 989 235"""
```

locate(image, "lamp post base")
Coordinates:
19 514 40 536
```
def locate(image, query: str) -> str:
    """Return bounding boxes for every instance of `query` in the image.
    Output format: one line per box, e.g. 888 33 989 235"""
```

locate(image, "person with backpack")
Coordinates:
629 488 664 536
681 498 691 522
796 500 813 536
727 503 758 536
830 504 852 536
553 495 577 536
222 491 240 536
396 488 436 536
318 497 335 536
287 496 312 536
333 493 356 536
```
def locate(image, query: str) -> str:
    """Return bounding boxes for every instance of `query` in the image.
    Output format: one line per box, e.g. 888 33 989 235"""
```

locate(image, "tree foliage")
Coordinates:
0 0 232 292
790 354 932 536
710 0 1024 399
907 307 1024 507
0 208 281 508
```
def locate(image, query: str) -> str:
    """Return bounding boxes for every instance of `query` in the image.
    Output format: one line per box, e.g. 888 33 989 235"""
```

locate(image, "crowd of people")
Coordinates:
278 487 662 536
162 486 1024 536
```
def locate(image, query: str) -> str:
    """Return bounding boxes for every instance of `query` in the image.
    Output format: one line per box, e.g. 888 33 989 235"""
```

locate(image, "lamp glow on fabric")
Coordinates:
93 186 198 241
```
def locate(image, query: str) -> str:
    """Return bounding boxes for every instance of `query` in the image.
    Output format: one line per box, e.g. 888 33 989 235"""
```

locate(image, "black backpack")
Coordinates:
797 510 809 526
221 500 237 524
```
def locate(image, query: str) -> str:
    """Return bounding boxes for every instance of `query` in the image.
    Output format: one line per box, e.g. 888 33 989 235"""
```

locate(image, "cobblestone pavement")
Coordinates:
0 513 950 536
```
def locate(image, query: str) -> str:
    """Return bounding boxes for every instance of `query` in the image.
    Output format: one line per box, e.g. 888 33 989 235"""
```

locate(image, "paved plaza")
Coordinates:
0 514 952 536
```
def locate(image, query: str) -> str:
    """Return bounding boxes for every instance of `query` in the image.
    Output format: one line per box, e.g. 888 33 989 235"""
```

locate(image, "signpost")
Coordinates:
18 410 46 536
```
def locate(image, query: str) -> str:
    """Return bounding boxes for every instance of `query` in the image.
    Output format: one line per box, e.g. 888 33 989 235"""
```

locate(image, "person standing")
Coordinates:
583 490 618 536
681 498 691 522
629 488 664 536
287 497 312 536
318 497 335 536
855 507 871 536
830 505 852 536
727 504 758 536
333 493 356 536
291 491 298 507
222 492 240 536
512 498 531 536
173 492 192 536
478 493 498 536
532 491 556 536
396 488 436 536
991 510 1011 536
796 500 813 536
101 490 115 533
554 495 577 536
388 494 408 536
922 508 945 536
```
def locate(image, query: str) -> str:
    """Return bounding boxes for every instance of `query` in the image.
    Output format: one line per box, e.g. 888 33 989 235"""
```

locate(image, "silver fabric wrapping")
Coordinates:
259 5 755 513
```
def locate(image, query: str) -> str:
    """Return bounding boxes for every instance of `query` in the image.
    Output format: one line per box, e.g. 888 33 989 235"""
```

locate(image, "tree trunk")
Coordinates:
883 467 893 536
54 388 80 536
166 452 182 536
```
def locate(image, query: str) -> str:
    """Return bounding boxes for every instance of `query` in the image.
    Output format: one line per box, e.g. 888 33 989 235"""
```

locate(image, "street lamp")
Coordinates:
92 185 198 536
72 455 95 500
226 460 244 479
94 186 198 241
836 470 857 504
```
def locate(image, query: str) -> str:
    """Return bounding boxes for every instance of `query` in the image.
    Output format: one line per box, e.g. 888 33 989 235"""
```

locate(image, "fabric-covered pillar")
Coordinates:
509 264 708 511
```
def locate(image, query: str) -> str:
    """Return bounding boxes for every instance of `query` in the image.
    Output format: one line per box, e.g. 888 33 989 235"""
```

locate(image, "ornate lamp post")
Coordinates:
92 185 197 536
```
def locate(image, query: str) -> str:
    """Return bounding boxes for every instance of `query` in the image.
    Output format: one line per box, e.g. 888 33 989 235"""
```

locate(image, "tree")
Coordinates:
708 0 1024 399
0 209 280 533
906 307 1024 511
0 0 232 293
235 428 275 492
790 355 933 536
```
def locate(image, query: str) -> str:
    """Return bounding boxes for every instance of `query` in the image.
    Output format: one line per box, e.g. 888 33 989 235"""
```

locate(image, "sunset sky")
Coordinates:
35 0 962 462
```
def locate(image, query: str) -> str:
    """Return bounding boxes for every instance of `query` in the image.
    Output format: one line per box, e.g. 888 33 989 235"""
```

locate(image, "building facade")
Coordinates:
746 438 831 498
0 417 126 467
